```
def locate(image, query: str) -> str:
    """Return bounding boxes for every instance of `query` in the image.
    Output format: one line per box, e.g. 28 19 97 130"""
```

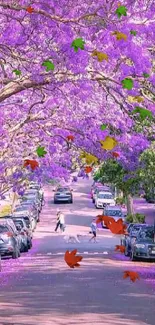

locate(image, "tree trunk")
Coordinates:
126 194 134 215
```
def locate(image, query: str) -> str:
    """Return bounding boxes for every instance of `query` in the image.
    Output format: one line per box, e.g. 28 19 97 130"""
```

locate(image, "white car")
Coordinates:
95 192 115 209
93 186 111 203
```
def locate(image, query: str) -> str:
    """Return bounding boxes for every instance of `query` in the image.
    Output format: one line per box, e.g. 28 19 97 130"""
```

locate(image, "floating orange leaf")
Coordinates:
85 166 92 173
92 50 108 62
24 159 39 171
96 215 114 225
112 152 119 158
123 271 140 282
106 218 127 234
64 249 83 268
26 6 34 13
100 136 118 150
115 245 125 253
66 135 74 141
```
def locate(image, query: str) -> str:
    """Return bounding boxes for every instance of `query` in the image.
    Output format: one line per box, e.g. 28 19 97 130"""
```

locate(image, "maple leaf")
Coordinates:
127 96 144 103
36 146 47 157
24 159 39 171
143 72 150 78
123 271 140 282
42 60 55 71
112 152 119 158
100 124 107 131
64 249 83 268
112 31 127 41
71 38 85 52
121 78 133 90
92 50 108 62
85 166 92 174
66 135 74 141
115 6 127 19
115 245 125 253
106 218 127 235
132 107 152 121
12 69 21 76
130 30 137 36
26 6 34 13
96 215 114 225
100 136 118 150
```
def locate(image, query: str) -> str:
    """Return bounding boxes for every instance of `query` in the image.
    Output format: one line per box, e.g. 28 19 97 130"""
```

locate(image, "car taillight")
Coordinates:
7 232 13 237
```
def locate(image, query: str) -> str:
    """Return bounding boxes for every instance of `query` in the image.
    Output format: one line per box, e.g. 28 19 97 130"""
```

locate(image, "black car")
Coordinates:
54 187 73 204
121 224 147 256
0 224 20 259
130 226 155 261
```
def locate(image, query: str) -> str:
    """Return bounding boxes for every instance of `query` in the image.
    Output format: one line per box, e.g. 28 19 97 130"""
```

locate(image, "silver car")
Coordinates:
54 187 73 204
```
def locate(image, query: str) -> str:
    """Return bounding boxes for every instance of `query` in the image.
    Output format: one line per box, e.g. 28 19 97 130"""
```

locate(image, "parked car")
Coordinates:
101 205 125 228
21 193 42 212
0 216 24 252
130 226 155 261
28 183 44 201
92 186 111 203
121 224 147 256
16 202 40 222
54 187 73 204
0 223 20 259
13 216 33 252
95 191 115 209
12 208 36 231
25 189 43 203
12 214 33 239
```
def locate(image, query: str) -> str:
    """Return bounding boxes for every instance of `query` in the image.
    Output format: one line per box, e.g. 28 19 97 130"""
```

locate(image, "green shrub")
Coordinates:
116 197 125 205
126 213 145 224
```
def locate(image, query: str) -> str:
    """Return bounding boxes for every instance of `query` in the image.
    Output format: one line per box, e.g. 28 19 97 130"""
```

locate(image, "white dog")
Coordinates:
64 234 82 243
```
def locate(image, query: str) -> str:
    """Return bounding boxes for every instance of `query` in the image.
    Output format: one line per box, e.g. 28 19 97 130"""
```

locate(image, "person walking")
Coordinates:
59 211 65 232
55 210 61 232
89 218 97 243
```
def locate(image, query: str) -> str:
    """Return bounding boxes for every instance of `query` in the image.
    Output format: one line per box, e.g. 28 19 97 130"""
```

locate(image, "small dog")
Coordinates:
64 234 81 243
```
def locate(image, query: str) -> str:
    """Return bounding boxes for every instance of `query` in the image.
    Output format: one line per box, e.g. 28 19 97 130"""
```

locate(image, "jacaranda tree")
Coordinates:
0 0 154 196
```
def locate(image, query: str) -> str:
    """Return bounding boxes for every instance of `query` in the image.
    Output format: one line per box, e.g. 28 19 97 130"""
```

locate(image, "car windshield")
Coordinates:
98 193 113 199
57 188 70 192
0 225 9 232
105 210 122 217
139 229 154 240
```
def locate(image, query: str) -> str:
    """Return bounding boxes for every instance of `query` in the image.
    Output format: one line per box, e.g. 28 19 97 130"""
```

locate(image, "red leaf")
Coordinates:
26 6 34 13
24 159 39 171
106 218 127 235
123 271 140 282
66 135 74 141
112 152 119 158
85 166 92 174
64 250 83 268
115 245 125 253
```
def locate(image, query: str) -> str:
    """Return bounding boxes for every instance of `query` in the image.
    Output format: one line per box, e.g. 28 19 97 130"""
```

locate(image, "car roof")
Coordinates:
97 191 112 194
105 205 121 210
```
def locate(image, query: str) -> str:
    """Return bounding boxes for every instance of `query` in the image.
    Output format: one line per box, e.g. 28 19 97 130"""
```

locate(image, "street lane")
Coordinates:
0 179 155 325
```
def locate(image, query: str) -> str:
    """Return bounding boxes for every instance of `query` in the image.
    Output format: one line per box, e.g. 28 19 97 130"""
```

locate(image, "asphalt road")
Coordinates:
0 178 155 325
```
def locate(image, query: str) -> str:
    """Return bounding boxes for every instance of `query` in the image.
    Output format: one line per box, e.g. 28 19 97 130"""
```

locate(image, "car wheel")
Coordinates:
92 199 95 203
28 240 32 249
37 218 40 222
124 246 129 256
69 199 73 203
24 245 29 252
12 247 20 259
130 251 136 261
54 200 57 204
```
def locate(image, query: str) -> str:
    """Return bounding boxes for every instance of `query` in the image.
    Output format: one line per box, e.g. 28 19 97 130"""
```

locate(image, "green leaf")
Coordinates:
100 124 107 131
121 78 133 90
71 38 85 52
115 6 127 19
143 72 150 78
42 60 55 72
132 107 153 121
13 69 21 76
36 146 47 157
130 30 137 36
